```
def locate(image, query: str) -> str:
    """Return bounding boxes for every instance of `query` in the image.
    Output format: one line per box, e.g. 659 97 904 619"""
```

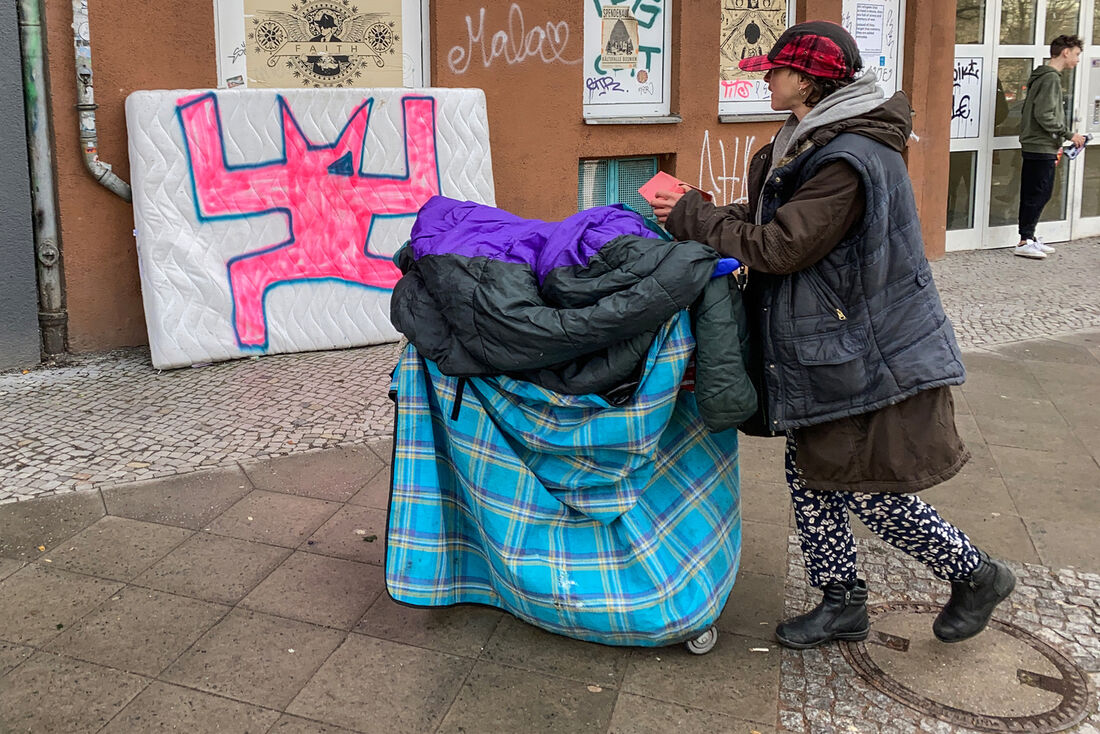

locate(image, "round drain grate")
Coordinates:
840 603 1094 733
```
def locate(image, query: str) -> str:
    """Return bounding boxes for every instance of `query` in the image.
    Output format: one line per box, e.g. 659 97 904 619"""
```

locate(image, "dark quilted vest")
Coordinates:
754 133 966 430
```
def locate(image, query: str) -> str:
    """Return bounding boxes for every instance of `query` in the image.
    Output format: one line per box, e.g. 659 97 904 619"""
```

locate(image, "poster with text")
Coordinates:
718 0 792 116
842 0 904 96
243 0 403 88
951 57 982 139
583 0 671 119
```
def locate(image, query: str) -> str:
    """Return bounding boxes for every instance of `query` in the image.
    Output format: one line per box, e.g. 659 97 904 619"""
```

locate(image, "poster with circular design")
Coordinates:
720 0 787 82
718 0 791 113
244 0 403 87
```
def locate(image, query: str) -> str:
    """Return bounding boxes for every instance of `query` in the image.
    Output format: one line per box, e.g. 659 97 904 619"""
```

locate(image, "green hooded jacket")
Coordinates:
1019 65 1071 153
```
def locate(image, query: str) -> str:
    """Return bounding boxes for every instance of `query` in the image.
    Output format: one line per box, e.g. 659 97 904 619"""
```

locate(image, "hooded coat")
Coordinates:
667 79 969 493
1019 64 1072 153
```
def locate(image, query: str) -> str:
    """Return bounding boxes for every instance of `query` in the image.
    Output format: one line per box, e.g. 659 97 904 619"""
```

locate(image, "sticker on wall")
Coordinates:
601 6 639 70
583 0 672 119
243 0 402 87
124 88 495 369
718 0 792 116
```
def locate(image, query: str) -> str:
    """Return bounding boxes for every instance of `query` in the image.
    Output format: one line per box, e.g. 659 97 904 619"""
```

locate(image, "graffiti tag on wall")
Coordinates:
698 129 757 206
447 4 581 74
176 93 440 348
950 57 982 139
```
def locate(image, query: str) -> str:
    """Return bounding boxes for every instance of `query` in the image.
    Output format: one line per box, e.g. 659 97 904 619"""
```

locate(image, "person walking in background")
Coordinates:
1015 34 1086 260
651 21 1016 649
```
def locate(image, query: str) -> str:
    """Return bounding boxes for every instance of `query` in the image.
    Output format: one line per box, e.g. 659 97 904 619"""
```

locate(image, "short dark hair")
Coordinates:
797 71 856 107
1050 35 1083 58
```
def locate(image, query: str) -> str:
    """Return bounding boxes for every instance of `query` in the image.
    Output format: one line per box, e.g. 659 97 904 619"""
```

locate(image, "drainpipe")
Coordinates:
71 0 131 202
17 0 66 356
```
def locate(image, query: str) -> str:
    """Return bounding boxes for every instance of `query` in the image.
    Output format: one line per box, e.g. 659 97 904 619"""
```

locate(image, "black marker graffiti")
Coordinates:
586 76 624 96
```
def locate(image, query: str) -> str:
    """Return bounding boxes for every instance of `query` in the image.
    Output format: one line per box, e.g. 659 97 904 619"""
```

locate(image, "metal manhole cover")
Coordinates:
840 603 1094 732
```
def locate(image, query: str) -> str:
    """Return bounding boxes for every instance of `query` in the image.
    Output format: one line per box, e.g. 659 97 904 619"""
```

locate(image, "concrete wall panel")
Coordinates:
0 2 42 370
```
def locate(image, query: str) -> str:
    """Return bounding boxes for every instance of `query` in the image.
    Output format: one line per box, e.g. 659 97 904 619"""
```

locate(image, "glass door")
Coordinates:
1069 0 1100 236
948 0 1098 249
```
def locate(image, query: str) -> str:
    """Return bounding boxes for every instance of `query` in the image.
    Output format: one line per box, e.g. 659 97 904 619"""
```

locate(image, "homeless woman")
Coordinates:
650 21 1015 649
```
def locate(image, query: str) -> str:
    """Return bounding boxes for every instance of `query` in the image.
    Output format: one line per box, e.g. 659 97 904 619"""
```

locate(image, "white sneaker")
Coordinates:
1034 236 1056 254
1013 240 1048 259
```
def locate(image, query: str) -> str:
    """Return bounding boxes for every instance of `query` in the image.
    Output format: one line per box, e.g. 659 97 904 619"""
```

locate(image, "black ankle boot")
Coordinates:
933 551 1016 643
775 580 870 649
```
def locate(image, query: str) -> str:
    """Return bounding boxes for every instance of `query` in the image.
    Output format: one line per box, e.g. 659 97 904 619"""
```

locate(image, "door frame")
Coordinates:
947 0 1099 250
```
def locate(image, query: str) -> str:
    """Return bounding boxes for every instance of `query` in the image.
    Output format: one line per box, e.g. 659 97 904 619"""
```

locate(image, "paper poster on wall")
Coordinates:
842 0 904 96
214 0 247 87
718 0 792 116
601 6 639 69
951 57 982 139
214 0 427 88
243 0 402 87
583 0 672 119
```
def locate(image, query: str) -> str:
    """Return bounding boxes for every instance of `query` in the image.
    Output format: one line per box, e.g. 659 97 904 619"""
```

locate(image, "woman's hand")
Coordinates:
650 187 687 224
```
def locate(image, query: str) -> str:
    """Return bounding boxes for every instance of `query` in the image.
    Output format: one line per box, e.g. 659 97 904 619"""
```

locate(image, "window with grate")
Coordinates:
578 156 659 219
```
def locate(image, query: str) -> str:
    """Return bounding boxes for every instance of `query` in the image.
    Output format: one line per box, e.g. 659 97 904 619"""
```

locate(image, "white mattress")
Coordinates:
125 88 495 369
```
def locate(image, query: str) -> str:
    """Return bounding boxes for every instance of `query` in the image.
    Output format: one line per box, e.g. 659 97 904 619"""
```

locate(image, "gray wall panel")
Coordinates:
0 2 41 370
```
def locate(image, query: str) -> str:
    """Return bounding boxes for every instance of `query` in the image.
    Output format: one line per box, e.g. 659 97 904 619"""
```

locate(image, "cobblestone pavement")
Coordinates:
1 235 1098 503
0 344 400 503
931 237 1100 349
778 538 1100 734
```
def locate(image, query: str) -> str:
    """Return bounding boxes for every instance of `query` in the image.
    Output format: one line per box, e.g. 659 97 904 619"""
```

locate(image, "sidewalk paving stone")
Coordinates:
206 490 341 548
268 715 361 733
131 532 293 605
238 551 384 629
0 642 33 677
480 614 632 686
286 634 472 733
354 594 502 658
0 490 105 559
0 566 123 647
43 586 228 677
621 631 781 724
101 466 253 530
0 652 148 734
304 505 389 565
608 692 775 734
436 660 617 733
240 444 386 502
161 608 345 710
39 515 192 582
97 681 281 734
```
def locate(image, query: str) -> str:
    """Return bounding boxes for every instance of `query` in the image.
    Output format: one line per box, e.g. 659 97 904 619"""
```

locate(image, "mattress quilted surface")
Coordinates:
125 87 495 368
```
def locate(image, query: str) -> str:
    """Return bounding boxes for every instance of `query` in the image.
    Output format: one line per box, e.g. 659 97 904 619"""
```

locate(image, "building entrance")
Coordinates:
948 0 1100 250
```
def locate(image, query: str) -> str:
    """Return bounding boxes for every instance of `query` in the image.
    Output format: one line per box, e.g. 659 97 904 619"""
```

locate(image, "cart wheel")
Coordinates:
684 626 718 655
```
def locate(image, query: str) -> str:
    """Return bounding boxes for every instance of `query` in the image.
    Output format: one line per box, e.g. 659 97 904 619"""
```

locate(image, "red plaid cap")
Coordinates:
738 21 861 80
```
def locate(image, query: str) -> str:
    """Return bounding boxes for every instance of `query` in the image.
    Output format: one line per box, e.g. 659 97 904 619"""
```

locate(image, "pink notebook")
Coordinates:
638 171 712 204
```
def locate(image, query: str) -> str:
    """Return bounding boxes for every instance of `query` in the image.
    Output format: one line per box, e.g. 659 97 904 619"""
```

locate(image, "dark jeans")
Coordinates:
1018 153 1057 240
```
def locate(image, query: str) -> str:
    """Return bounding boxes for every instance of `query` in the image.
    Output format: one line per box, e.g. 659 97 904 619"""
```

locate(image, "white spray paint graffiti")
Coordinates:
698 130 757 206
447 4 582 74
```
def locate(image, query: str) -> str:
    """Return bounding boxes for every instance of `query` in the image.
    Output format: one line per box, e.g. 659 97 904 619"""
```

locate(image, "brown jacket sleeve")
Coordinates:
665 161 865 275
